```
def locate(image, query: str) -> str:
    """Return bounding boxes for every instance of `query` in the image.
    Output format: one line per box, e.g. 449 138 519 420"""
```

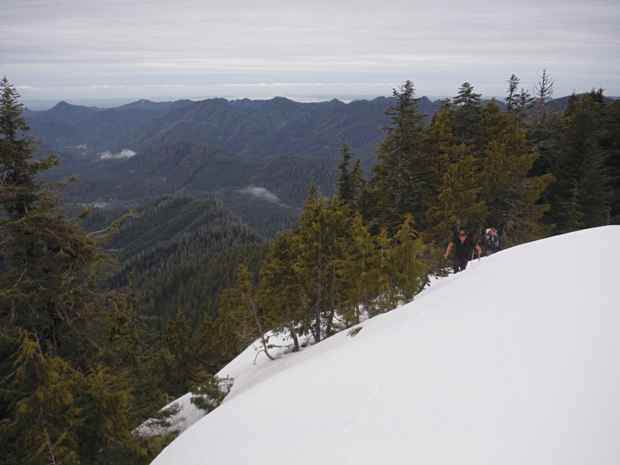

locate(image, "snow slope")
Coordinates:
151 226 620 465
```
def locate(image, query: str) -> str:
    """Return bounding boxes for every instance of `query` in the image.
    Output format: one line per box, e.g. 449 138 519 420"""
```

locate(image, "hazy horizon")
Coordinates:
4 0 618 106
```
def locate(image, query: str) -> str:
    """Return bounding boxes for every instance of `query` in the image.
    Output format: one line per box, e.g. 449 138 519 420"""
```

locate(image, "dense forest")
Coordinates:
1 71 619 463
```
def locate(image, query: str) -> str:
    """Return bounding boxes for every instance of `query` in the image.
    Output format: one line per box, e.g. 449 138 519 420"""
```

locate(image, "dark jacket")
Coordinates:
451 235 478 257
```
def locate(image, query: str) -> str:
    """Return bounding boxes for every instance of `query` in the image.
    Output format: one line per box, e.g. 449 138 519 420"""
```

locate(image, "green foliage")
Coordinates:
259 230 305 352
190 375 233 413
420 84 554 246
505 74 534 129
601 100 620 224
85 195 265 288
162 311 196 398
347 327 363 337
1 329 82 465
545 90 613 232
215 264 274 360
0 77 171 464
336 137 364 211
143 242 270 330
366 81 429 233
293 189 352 340
254 190 431 348
449 82 484 149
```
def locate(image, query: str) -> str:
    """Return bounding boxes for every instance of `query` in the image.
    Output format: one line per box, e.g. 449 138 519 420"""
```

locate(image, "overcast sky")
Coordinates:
2 0 619 107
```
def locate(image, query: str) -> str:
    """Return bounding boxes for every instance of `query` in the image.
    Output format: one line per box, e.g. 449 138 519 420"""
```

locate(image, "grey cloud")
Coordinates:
2 0 619 100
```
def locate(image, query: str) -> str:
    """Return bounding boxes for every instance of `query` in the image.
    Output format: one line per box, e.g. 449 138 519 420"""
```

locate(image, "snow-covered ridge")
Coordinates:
152 226 620 465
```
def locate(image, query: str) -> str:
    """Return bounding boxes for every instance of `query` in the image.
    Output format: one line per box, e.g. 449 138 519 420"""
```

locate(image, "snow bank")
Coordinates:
152 226 620 465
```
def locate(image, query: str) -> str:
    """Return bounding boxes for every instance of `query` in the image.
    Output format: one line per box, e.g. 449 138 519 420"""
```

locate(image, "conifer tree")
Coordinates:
422 108 479 241
600 100 620 224
505 74 534 129
423 109 465 188
425 153 487 238
215 265 274 360
339 213 385 322
293 188 351 341
0 77 167 463
478 102 554 243
366 81 429 233
546 91 610 232
162 310 197 398
452 82 484 148
193 314 225 373
390 214 429 302
260 230 304 351
528 69 564 178
336 138 355 205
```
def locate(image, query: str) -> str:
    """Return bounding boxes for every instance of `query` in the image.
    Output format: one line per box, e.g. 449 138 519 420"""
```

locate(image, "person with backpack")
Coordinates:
480 228 503 256
444 229 482 273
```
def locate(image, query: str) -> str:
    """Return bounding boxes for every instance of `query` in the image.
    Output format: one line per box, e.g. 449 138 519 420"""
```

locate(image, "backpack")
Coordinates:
487 229 502 250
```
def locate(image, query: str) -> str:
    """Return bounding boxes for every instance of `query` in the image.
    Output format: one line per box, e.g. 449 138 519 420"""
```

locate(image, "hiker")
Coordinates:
480 228 503 256
444 229 482 273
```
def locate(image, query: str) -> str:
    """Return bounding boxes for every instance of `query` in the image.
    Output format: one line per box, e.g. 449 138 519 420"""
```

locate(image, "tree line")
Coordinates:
186 72 619 414
1 72 618 463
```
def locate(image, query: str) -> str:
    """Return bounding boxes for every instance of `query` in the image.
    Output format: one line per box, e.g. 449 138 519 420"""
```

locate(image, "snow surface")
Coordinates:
151 226 620 465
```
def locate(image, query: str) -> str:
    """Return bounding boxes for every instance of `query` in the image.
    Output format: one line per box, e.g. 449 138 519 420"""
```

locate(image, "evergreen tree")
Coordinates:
546 90 610 232
193 314 225 374
505 74 534 129
478 102 554 244
528 69 564 178
336 138 355 205
425 153 487 239
339 213 386 322
0 77 167 463
293 188 351 341
424 92 552 246
422 108 481 241
600 100 620 224
366 81 429 233
162 310 197 398
335 138 365 214
390 214 430 302
260 230 305 351
452 82 484 148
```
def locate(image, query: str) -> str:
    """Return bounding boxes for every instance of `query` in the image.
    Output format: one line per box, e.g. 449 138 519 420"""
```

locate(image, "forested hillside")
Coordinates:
24 99 194 153
143 242 270 330
79 196 271 334
47 141 339 238
85 196 265 286
2 74 619 464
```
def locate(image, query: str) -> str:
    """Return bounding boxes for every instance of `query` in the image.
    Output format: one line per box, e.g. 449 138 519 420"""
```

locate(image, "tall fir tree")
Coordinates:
260 230 305 352
162 310 197 398
528 69 564 179
422 108 481 241
0 77 168 464
293 188 351 341
452 82 484 148
478 102 554 244
600 99 620 224
545 90 610 232
505 74 535 129
365 81 429 233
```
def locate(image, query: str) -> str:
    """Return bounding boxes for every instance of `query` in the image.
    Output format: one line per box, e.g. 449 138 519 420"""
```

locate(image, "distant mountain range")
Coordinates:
26 96 396 160
32 93 614 238
29 94 607 163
